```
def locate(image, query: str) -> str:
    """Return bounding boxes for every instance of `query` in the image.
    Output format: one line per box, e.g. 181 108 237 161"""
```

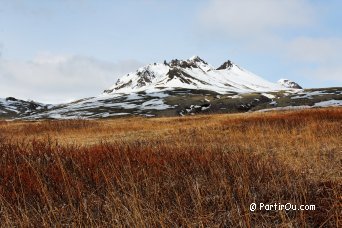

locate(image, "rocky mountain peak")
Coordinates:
278 79 302 89
216 60 234 70
188 56 207 64
104 56 286 94
166 56 210 70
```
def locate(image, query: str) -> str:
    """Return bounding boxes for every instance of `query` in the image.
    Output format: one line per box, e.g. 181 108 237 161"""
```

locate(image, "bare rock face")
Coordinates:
278 79 302 89
216 60 234 70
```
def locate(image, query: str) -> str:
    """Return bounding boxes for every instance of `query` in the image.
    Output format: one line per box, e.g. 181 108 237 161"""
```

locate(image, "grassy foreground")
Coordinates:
0 108 341 227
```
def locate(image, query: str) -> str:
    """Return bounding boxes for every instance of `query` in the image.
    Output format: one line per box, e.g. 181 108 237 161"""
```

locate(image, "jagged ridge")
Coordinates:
104 56 288 94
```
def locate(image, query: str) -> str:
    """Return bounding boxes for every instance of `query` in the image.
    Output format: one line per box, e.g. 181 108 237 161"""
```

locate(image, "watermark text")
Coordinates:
250 203 315 212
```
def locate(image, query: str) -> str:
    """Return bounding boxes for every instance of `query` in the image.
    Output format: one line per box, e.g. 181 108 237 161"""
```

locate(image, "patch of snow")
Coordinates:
257 99 341 112
102 113 110 118
106 113 130 117
140 99 171 110
49 114 63 119
314 100 342 107
230 95 242 99
256 106 311 112
147 92 169 98
125 93 142 101
201 105 211 111
143 114 155 117
261 93 276 99
291 91 336 99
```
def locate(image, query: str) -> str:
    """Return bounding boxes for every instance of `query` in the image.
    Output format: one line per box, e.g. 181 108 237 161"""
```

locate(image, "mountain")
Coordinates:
104 56 285 94
0 56 341 120
0 97 48 119
278 79 302 89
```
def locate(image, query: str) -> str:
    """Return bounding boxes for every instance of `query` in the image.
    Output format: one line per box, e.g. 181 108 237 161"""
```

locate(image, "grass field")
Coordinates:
0 108 341 227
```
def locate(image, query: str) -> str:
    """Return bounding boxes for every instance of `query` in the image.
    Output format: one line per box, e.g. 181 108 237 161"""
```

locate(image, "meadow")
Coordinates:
0 108 341 227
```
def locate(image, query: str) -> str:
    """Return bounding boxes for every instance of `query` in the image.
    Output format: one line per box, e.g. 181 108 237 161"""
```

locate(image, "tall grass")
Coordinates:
0 108 341 226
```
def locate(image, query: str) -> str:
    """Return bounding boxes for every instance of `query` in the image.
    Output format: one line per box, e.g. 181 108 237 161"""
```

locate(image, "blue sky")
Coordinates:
0 0 341 103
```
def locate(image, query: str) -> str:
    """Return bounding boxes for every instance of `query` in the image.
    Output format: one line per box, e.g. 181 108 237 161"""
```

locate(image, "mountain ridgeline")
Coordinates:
104 56 290 94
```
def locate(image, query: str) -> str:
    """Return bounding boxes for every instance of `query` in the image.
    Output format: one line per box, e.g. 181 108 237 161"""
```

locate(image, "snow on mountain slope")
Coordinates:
0 97 46 117
104 56 286 94
0 98 21 114
278 79 302 89
2 56 340 120
2 87 341 120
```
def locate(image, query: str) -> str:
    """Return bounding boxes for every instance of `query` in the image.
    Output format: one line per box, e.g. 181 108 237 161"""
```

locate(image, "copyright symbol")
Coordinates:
250 203 257 212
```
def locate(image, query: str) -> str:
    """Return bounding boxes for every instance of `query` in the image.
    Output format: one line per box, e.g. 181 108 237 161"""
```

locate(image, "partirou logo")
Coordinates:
250 203 316 212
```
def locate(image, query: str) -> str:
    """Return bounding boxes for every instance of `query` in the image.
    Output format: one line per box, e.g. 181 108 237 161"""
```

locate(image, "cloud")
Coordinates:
0 53 143 103
197 0 319 56
199 0 315 39
0 43 3 58
287 37 342 64
286 37 342 82
198 0 341 86
300 66 342 83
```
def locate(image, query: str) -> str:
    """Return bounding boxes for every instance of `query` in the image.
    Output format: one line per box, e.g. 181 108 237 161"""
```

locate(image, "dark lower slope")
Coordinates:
0 87 341 119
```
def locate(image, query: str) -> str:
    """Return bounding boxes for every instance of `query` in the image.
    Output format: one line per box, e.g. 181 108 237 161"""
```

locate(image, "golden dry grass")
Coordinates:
0 108 341 227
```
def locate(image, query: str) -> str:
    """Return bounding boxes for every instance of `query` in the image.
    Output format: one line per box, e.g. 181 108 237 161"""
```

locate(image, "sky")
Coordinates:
0 0 341 103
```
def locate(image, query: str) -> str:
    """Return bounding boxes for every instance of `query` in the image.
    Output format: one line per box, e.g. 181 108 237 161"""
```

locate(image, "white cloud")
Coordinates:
0 43 3 58
286 37 342 82
287 37 342 64
198 0 342 86
199 0 315 39
0 54 143 103
300 66 342 83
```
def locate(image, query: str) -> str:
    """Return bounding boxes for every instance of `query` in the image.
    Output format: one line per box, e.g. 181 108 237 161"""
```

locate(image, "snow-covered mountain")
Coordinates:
0 97 47 118
104 56 287 94
1 56 340 120
278 79 302 89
